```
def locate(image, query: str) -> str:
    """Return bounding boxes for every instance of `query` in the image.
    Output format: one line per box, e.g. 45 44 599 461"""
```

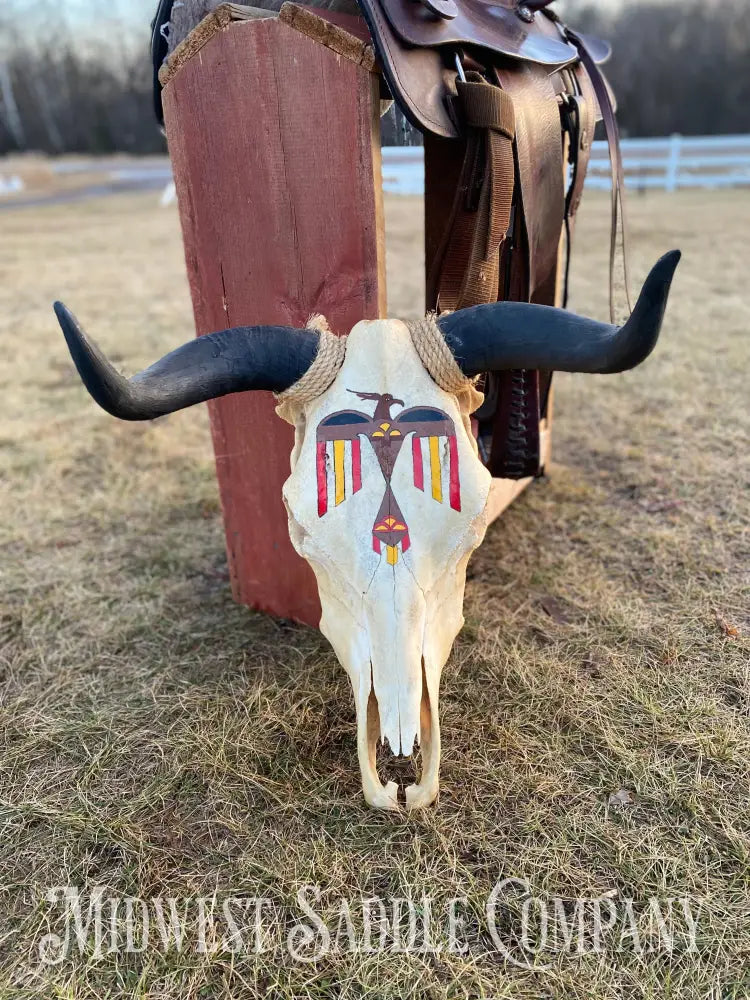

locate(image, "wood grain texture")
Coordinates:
159 7 277 90
163 17 384 625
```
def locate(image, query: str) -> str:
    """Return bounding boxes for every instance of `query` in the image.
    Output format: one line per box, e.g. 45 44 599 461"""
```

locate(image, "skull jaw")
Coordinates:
311 547 447 810
313 546 482 811
350 665 440 812
358 690 399 811
355 662 442 812
405 666 441 810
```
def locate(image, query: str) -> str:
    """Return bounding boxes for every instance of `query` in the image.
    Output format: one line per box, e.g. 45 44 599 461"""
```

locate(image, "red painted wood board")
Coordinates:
163 18 385 626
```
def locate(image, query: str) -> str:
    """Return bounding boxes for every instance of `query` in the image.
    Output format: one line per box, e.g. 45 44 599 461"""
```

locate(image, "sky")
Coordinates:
0 0 157 52
2 0 678 48
3 0 157 35
10 0 155 20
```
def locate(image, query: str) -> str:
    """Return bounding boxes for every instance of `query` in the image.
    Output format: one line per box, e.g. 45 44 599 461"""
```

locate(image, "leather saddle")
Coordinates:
357 0 628 478
358 0 609 139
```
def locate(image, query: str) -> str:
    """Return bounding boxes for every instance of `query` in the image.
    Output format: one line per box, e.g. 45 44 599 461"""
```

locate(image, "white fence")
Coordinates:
5 135 741 207
381 146 424 196
381 134 750 195
587 134 750 191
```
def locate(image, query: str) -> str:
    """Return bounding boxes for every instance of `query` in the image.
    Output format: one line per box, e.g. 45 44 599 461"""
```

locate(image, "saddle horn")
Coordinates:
54 302 321 420
437 251 680 376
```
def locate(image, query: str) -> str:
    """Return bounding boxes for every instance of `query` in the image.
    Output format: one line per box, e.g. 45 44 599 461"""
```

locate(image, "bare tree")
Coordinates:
0 60 26 148
0 0 747 155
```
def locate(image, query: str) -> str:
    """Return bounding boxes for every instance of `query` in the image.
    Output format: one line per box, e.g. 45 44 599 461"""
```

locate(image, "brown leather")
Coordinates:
361 0 629 478
429 74 516 311
358 0 457 136
494 61 563 300
422 64 557 479
491 63 564 477
357 0 610 137
564 63 597 225
380 0 577 66
491 368 541 477
567 30 632 320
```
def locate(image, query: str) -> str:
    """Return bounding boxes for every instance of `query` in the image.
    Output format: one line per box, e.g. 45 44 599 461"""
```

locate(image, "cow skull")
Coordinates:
279 318 491 809
53 250 679 809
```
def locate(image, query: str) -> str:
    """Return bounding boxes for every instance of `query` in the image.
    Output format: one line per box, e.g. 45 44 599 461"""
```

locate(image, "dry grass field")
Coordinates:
0 185 748 999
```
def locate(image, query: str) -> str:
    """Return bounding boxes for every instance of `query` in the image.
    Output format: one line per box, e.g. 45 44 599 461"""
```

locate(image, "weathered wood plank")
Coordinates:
160 4 375 88
163 17 384 625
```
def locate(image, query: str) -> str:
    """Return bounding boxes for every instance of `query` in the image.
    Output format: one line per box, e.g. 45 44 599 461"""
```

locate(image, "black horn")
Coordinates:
437 251 680 376
54 302 322 420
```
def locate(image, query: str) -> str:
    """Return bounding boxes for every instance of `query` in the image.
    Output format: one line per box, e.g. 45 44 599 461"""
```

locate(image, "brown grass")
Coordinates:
0 186 748 999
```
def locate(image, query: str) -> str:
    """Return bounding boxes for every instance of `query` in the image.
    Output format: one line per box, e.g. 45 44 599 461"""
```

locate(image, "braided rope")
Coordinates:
276 314 482 437
407 315 484 423
275 317 346 422
407 315 475 394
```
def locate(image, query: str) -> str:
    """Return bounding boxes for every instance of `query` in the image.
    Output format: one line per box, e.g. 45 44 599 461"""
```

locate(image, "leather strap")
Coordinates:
560 62 595 308
429 73 516 312
494 61 564 301
567 29 632 321
426 72 542 481
491 367 541 478
565 66 596 225
489 62 565 479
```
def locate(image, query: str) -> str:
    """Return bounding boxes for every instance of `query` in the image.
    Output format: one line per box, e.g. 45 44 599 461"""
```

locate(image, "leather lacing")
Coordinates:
504 369 532 477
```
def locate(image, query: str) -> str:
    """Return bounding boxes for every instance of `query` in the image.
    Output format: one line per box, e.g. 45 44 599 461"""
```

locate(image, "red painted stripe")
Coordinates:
412 435 424 490
448 435 461 511
372 536 381 554
351 438 362 493
316 440 328 517
402 532 410 553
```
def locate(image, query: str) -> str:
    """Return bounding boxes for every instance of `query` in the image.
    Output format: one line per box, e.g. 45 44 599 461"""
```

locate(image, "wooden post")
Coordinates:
665 132 682 193
162 16 385 626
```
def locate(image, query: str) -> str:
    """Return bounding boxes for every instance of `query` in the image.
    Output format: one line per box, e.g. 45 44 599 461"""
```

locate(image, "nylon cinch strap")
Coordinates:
429 72 541 481
431 72 515 312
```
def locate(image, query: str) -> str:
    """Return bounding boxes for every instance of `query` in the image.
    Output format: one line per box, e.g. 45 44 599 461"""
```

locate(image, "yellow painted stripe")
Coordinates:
386 545 399 566
429 436 442 503
333 439 346 506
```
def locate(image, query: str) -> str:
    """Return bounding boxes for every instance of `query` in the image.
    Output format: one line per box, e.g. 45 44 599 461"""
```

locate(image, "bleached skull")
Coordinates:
53 250 678 808
280 319 491 808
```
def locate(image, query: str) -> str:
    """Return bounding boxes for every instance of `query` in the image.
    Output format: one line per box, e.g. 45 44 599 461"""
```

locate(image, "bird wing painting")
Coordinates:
316 390 462 565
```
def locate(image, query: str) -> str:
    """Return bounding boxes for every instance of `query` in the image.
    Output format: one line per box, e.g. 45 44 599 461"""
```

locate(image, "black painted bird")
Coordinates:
315 390 462 565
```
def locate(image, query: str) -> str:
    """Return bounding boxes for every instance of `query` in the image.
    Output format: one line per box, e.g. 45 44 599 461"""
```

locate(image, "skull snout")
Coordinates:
355 657 441 811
